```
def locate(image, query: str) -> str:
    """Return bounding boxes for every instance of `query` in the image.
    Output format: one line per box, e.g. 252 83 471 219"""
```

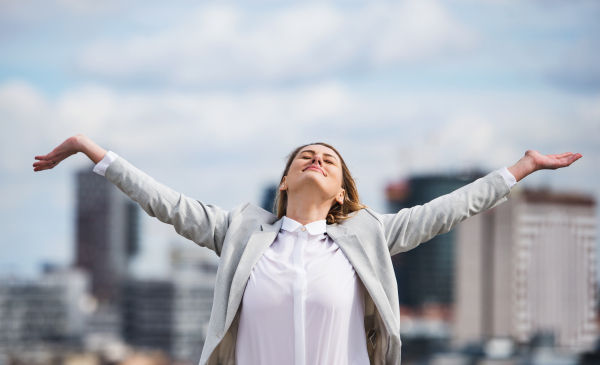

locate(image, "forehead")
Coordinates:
298 144 340 159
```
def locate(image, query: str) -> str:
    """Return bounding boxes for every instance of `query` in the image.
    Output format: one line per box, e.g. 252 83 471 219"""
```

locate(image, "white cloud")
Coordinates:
77 0 477 85
0 81 53 172
365 0 475 66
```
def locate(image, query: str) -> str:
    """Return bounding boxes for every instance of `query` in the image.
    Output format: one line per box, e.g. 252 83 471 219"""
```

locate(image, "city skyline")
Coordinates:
1 162 596 364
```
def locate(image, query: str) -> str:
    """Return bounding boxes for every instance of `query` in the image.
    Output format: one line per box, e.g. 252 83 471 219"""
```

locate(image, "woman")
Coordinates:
33 134 582 365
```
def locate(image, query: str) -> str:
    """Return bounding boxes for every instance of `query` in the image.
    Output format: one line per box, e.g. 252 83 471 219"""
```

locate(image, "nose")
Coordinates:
311 155 323 167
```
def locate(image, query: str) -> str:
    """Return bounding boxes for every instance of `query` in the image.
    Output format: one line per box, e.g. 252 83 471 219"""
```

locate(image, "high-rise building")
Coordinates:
74 166 140 304
453 188 598 352
261 184 278 214
385 170 484 310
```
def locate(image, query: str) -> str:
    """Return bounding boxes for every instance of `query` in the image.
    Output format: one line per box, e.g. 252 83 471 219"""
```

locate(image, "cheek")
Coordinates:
286 162 304 184
329 171 343 191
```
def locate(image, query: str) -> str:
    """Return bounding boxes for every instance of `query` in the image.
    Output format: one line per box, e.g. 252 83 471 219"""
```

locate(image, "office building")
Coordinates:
170 245 217 362
453 188 598 352
122 279 175 353
386 170 484 310
0 268 90 350
121 245 217 362
74 167 140 304
261 184 278 214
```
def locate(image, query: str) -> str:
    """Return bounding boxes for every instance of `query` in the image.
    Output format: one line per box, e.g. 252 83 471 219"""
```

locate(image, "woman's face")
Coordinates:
281 144 345 205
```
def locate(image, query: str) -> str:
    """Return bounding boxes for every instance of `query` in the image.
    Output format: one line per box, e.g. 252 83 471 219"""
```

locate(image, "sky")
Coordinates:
1 0 598 278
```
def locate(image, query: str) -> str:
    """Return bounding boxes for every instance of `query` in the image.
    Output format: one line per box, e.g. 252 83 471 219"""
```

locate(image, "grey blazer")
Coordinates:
104 156 511 365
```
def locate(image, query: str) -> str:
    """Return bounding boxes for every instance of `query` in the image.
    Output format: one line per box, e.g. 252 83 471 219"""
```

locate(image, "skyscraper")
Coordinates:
386 170 484 310
261 184 278 214
453 188 598 352
74 166 140 305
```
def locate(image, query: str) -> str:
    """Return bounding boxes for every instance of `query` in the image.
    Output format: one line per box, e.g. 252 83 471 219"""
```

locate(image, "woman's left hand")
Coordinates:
526 150 582 170
508 150 582 182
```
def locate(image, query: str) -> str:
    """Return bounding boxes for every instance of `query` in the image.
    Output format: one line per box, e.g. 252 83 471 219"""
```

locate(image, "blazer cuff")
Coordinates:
93 151 120 177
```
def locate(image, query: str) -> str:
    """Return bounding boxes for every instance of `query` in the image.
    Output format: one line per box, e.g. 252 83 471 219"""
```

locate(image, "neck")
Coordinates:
285 192 333 226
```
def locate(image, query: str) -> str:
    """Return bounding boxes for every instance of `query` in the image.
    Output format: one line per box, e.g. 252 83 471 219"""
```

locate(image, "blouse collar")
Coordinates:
281 216 327 235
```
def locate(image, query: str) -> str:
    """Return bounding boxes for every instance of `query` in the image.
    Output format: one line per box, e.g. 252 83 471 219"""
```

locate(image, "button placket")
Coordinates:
293 229 308 365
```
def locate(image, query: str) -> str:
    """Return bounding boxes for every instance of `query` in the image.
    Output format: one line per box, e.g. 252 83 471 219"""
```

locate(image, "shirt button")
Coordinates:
301 227 306 231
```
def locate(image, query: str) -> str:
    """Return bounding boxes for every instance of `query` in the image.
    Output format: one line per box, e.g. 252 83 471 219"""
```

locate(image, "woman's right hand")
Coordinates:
33 134 87 172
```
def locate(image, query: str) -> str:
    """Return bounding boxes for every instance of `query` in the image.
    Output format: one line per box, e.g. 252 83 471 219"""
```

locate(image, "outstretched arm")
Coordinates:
382 150 582 256
33 134 230 256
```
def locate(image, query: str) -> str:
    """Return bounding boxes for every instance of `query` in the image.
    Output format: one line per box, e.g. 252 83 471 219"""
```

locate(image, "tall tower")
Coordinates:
261 184 278 214
74 165 140 305
453 188 598 352
386 170 484 312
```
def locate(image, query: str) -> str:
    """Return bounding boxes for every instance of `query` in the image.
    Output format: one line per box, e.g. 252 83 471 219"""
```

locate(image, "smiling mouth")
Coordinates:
303 165 325 176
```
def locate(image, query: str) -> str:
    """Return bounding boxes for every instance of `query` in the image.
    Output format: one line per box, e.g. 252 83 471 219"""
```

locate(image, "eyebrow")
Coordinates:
298 149 339 162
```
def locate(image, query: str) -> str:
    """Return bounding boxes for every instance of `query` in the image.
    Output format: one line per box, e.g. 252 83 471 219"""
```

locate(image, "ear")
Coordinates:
279 177 287 191
336 189 345 205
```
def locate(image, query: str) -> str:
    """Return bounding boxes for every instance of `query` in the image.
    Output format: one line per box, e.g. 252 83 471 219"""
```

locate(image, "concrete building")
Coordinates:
0 268 91 350
121 245 217 362
386 170 484 311
453 188 598 353
74 167 140 305
170 245 217 362
122 279 175 354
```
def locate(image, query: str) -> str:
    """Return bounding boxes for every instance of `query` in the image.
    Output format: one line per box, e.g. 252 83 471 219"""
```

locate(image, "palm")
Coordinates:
525 150 582 170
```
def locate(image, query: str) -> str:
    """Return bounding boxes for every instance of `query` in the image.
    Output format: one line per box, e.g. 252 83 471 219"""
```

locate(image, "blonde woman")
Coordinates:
34 134 581 365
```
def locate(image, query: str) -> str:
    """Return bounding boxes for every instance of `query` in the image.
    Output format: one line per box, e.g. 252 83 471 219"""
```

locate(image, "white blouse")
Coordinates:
236 216 369 365
93 151 518 365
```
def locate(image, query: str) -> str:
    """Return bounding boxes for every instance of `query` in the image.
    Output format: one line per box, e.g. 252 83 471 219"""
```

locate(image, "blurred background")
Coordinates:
1 0 599 364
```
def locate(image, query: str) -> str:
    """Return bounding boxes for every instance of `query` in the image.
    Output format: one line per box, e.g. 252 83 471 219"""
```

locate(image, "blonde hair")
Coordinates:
275 142 367 225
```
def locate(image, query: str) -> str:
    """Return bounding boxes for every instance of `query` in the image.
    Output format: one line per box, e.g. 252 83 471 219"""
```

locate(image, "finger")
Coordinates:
34 162 55 172
552 152 573 159
34 158 52 165
38 160 57 169
560 154 581 167
569 154 582 164
33 160 55 168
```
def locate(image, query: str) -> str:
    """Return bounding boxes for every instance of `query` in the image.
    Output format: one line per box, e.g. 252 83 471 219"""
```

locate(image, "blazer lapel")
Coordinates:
223 218 283 332
327 224 396 333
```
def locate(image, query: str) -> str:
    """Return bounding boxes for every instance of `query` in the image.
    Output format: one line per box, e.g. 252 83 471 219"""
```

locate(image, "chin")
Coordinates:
295 175 327 191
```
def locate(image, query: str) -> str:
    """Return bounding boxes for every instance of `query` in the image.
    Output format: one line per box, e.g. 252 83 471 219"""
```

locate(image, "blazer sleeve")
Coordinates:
381 170 511 256
104 156 230 256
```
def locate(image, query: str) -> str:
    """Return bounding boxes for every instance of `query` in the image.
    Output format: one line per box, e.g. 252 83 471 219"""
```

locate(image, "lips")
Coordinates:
303 165 325 176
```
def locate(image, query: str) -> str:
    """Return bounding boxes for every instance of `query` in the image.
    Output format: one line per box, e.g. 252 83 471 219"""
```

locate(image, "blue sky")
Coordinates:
1 0 598 278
